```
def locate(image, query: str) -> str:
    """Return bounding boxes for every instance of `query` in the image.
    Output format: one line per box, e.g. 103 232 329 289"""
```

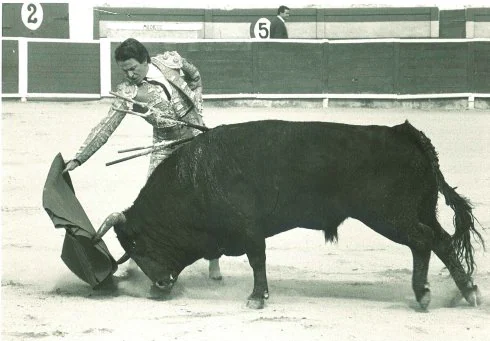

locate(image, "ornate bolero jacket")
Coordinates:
73 53 204 165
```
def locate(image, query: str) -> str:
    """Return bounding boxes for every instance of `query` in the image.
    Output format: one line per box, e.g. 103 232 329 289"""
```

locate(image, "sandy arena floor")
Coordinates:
2 100 490 340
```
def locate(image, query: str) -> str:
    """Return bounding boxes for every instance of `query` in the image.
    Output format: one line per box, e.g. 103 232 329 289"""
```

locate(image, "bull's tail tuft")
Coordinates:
400 121 485 275
440 184 485 275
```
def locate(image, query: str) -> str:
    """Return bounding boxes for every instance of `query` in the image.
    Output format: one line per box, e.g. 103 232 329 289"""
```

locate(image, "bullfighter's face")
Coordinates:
280 9 290 20
117 58 149 85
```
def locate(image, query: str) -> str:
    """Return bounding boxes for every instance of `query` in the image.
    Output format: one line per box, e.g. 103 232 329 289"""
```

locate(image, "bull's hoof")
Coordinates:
247 297 265 309
464 285 482 307
414 283 431 311
418 290 431 311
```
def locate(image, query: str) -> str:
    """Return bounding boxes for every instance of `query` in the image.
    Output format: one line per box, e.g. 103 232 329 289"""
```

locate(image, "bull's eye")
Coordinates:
156 280 166 288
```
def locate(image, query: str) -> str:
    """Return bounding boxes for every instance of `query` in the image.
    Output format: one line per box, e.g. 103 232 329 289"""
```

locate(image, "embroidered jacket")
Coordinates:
73 53 204 172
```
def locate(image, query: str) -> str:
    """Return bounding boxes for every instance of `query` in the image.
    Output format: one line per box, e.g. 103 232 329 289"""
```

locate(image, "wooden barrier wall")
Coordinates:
471 41 490 93
467 8 490 38
28 42 101 94
3 39 490 97
94 7 440 39
2 39 19 94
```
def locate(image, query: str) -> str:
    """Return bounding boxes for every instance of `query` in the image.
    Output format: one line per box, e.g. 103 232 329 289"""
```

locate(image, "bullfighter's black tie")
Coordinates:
145 78 171 101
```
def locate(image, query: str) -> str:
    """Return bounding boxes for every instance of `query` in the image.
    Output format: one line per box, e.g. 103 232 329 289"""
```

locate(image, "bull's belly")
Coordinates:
215 222 324 258
222 248 246 257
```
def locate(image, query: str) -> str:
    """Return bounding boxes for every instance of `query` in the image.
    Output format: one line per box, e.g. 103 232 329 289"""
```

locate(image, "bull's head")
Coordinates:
94 211 181 294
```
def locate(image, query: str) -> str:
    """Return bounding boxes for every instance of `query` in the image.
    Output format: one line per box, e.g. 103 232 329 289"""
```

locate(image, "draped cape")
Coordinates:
42 153 117 287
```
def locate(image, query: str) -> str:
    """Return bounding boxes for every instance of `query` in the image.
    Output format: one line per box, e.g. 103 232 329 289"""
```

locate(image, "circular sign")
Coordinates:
250 17 271 39
21 3 44 31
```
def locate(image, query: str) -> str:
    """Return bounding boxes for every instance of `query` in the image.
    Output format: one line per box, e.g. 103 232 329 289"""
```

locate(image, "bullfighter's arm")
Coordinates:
181 58 203 112
73 90 132 165
181 58 202 93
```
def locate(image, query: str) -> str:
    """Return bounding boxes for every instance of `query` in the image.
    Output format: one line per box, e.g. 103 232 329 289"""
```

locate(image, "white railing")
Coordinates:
2 37 490 109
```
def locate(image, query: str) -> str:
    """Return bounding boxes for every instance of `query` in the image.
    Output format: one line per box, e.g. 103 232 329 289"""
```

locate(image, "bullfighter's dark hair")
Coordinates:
277 5 290 14
115 38 151 64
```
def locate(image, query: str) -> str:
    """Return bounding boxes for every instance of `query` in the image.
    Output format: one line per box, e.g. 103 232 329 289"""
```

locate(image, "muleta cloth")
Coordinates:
42 153 118 288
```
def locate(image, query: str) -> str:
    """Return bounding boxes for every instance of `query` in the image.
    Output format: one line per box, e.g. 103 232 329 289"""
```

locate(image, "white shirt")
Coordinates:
145 63 174 99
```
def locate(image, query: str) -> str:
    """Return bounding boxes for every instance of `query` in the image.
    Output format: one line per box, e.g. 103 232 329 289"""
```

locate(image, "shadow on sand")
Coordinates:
48 268 478 311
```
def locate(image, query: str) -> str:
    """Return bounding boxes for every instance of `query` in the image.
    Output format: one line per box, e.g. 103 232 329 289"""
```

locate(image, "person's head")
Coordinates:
114 38 151 85
277 5 290 20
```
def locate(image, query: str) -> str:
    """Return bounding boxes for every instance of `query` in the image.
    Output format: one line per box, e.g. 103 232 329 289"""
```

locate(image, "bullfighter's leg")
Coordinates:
245 239 269 309
209 258 222 280
431 227 481 306
410 246 431 310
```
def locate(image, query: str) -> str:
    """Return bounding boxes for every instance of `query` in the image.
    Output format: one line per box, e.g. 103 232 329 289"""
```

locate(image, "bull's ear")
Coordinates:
93 212 126 243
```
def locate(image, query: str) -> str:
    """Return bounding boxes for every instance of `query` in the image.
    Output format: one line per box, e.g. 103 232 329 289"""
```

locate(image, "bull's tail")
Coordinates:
400 121 485 275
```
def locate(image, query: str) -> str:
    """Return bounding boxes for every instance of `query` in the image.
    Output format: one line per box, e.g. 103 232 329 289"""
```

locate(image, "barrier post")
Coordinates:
100 37 111 97
18 38 28 101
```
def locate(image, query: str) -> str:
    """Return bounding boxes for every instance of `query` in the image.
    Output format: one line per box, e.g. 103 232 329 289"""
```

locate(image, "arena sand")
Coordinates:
2 100 489 340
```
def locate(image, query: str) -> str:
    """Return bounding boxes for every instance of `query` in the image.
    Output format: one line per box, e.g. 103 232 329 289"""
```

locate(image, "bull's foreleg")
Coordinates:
245 240 269 309
410 247 431 310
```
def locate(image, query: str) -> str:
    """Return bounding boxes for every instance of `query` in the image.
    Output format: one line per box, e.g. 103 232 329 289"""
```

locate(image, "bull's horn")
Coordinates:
92 212 126 243
116 252 131 264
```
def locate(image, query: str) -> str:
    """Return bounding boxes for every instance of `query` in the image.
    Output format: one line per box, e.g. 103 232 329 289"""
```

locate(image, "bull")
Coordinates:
94 120 484 310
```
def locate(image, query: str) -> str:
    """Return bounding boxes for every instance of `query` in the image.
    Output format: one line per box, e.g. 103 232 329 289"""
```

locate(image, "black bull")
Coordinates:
95 120 484 309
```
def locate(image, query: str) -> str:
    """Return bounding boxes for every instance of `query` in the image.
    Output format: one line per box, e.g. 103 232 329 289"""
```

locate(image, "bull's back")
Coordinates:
141 120 431 238
189 120 420 185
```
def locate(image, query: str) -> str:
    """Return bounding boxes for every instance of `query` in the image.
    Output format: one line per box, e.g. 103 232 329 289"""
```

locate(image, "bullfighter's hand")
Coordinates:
63 159 81 173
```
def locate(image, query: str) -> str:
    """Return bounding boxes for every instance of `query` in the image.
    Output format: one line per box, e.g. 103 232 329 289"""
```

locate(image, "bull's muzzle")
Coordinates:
154 274 177 292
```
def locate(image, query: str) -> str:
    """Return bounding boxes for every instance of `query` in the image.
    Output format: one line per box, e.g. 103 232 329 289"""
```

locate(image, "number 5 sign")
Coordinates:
21 2 44 31
250 17 271 39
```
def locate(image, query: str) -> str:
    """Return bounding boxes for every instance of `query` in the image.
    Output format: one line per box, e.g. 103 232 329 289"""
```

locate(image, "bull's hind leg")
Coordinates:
362 218 435 309
431 227 481 306
397 222 434 309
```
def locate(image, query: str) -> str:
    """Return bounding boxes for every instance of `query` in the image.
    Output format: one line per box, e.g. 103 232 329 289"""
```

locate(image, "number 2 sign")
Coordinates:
21 2 44 31
250 17 271 39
